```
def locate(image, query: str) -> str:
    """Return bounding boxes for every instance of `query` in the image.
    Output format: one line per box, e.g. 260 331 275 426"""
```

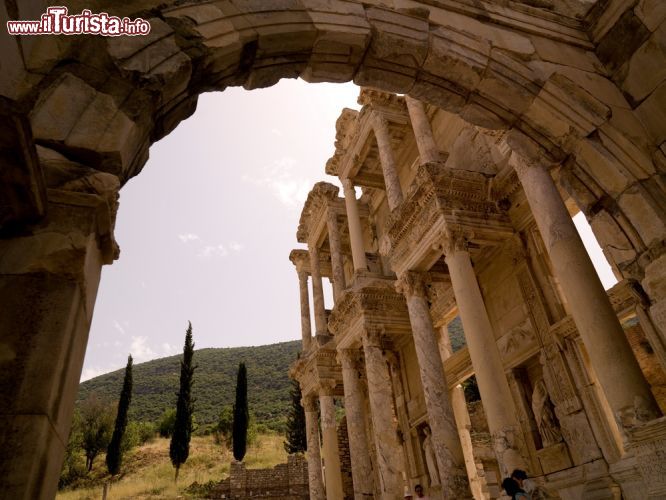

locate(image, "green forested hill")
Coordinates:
77 341 301 431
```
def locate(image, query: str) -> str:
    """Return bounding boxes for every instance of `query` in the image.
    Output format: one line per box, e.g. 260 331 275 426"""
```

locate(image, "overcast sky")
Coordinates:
80 79 616 381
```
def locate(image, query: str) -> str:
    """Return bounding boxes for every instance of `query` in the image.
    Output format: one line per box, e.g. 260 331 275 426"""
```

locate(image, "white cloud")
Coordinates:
270 128 282 137
198 244 229 258
178 233 200 243
241 156 312 208
113 320 126 336
130 336 157 362
162 343 179 356
81 366 106 382
229 241 244 252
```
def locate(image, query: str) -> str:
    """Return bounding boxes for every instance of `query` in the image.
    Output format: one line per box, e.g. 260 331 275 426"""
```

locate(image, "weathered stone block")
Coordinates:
618 185 666 247
636 79 666 147
301 0 370 83
30 74 140 176
355 6 429 93
621 23 666 103
0 414 65 500
635 0 666 32
107 18 192 106
590 210 637 267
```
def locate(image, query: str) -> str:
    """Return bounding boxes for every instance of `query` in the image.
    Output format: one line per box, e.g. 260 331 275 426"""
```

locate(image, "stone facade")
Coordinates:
1 1 666 498
289 87 666 499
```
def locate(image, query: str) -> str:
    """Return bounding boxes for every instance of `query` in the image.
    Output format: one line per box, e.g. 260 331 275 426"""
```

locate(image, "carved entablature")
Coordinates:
288 248 333 278
383 161 514 274
357 87 406 114
325 108 360 177
289 340 343 398
328 280 411 349
297 182 340 244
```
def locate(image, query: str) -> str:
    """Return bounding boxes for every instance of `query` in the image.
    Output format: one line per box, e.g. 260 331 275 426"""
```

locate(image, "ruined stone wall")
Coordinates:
211 455 309 499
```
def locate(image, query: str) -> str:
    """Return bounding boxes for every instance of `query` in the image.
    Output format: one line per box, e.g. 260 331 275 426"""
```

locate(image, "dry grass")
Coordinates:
57 434 287 500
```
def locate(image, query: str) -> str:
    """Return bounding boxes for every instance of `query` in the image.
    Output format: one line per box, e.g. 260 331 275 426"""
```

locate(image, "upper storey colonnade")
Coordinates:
290 88 666 499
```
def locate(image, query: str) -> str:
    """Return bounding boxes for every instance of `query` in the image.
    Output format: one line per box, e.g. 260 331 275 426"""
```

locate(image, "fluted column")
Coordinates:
309 247 327 336
509 148 661 428
326 211 346 300
297 271 312 351
338 349 374 498
438 325 487 500
303 395 325 500
405 96 440 164
371 113 403 211
361 327 405 499
444 233 527 476
319 389 344 500
396 272 470 497
342 178 368 272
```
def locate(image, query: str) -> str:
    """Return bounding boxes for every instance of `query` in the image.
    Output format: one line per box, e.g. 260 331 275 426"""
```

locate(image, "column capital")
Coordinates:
318 379 337 397
362 325 385 348
341 177 355 192
302 394 318 412
338 348 361 370
442 226 472 256
370 110 390 132
505 129 559 176
395 271 430 298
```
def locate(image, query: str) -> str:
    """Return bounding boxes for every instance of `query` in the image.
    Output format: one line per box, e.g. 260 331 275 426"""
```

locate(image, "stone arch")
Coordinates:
15 2 662 281
2 1 666 497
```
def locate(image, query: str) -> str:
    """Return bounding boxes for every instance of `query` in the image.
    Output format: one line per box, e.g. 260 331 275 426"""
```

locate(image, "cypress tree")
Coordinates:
232 362 249 461
283 380 307 454
106 355 133 475
170 322 196 480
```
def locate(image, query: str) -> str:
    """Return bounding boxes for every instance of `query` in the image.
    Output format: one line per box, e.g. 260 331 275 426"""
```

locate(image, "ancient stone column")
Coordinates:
338 349 375 498
326 210 346 300
509 150 661 428
297 270 312 351
0 186 118 499
405 96 440 164
303 394 326 500
438 325 487 500
319 389 344 500
309 246 327 336
361 327 405 498
396 272 470 497
444 234 527 476
342 178 368 272
371 113 403 211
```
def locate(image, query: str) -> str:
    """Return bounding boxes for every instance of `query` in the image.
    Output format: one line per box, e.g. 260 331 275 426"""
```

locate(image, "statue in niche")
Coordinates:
422 426 440 487
531 379 563 447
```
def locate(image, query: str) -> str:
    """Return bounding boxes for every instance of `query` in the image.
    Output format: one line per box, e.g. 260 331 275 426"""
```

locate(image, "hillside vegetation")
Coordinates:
78 341 301 431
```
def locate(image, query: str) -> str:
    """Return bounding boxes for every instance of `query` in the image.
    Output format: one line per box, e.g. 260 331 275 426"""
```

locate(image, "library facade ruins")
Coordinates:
1 0 665 498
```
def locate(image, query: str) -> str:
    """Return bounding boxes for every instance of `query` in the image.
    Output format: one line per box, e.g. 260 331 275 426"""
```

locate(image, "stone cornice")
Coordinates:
382 161 514 274
288 248 333 277
297 182 340 244
328 281 412 346
326 108 360 177
289 343 343 397
326 89 408 185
